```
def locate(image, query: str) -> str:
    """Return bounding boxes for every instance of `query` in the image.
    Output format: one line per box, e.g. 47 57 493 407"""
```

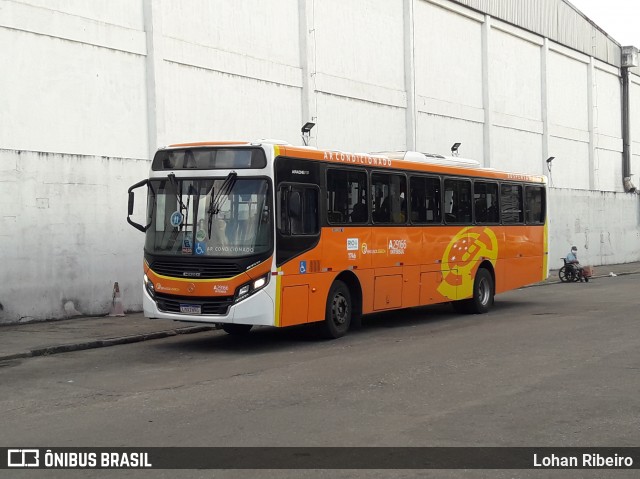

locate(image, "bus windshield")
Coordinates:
145 177 272 258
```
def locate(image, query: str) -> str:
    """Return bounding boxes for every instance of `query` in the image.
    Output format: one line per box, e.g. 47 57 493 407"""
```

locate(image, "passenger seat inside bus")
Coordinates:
350 202 368 222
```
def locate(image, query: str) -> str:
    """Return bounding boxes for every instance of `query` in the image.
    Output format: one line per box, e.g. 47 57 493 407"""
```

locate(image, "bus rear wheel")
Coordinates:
452 268 494 314
319 280 351 339
469 268 494 313
222 324 253 335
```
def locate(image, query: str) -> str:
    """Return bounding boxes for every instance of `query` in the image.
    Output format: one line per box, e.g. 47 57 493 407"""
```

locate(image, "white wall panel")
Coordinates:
593 149 623 192
314 0 405 91
548 50 588 131
315 94 405 153
491 127 542 175
161 0 300 68
0 29 148 159
547 136 590 189
489 29 541 121
632 155 640 183
414 1 483 109
594 68 622 140
163 63 302 145
631 81 640 181
417 113 483 162
11 0 144 30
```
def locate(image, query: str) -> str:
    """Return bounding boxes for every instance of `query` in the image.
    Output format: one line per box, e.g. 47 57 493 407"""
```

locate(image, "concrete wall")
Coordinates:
414 1 484 161
160 0 303 144
631 75 640 183
0 0 149 322
0 150 147 321
1 0 639 322
549 189 640 267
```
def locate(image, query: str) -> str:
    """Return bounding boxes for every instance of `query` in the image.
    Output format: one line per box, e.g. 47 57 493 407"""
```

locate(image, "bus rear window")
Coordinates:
152 148 267 170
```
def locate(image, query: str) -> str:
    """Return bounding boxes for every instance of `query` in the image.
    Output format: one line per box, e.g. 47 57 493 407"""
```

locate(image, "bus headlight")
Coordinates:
235 274 270 303
143 274 155 296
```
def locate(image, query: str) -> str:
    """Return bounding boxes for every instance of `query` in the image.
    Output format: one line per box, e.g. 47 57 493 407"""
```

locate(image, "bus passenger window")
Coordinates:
444 179 472 224
474 181 499 224
525 186 545 224
327 169 368 224
501 184 523 223
372 173 406 224
410 176 441 224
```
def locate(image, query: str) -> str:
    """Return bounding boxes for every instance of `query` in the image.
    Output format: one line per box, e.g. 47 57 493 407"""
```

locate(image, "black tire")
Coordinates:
222 323 253 335
451 268 494 314
468 268 494 314
319 280 351 339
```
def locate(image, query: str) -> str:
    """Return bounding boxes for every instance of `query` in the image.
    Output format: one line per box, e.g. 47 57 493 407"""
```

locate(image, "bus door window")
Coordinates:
231 189 256 245
500 184 524 223
278 184 319 236
410 176 441 224
525 186 545 224
372 173 407 224
474 181 499 224
326 169 368 224
444 179 472 224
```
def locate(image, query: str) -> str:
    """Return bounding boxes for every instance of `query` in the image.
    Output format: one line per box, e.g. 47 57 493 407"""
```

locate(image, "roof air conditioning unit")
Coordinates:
622 46 639 68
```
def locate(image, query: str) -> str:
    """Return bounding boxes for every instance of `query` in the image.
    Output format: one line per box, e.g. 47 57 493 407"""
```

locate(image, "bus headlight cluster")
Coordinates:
143 274 155 297
235 274 270 302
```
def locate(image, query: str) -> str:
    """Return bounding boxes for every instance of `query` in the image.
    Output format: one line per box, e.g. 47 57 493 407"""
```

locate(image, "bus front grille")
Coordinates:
154 292 234 315
150 261 241 279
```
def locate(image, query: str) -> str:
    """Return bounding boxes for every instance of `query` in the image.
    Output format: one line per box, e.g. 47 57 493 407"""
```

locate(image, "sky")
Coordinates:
569 0 640 47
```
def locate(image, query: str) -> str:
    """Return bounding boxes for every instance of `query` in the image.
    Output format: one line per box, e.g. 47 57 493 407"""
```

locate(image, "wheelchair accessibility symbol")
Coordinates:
299 261 307 274
195 242 206 255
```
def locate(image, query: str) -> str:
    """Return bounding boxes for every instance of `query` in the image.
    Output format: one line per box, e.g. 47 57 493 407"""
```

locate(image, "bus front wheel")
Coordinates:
320 280 351 339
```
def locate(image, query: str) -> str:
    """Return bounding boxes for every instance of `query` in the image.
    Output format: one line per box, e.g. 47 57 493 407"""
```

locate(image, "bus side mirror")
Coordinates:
127 179 150 233
128 191 135 216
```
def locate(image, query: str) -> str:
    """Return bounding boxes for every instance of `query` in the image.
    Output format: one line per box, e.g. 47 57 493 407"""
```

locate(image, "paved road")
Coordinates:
1 275 639 478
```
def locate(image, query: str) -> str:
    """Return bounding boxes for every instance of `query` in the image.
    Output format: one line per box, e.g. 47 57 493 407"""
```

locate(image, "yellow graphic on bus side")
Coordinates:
438 227 498 300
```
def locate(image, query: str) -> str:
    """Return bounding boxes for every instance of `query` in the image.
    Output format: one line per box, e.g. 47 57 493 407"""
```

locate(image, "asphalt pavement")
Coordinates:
0 260 638 363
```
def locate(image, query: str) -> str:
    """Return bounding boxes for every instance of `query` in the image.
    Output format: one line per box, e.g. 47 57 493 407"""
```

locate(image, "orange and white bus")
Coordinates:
128 141 548 338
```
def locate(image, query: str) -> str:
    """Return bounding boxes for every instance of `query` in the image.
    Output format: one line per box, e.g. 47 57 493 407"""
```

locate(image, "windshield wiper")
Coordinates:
168 173 188 210
207 172 237 237
167 173 189 231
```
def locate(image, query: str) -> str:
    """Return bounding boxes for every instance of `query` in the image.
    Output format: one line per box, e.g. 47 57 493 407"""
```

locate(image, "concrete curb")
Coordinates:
0 325 216 362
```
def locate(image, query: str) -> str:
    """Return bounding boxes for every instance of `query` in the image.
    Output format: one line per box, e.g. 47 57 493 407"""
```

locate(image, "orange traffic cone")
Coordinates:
109 282 125 317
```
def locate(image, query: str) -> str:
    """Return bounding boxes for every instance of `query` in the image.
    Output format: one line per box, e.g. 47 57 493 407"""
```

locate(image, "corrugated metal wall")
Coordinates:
450 0 621 67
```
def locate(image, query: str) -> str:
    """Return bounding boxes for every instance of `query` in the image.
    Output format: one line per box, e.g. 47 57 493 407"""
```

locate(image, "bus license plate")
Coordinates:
180 304 202 314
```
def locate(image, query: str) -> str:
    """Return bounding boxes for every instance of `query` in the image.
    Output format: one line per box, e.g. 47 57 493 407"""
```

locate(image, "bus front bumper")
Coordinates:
143 286 275 326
